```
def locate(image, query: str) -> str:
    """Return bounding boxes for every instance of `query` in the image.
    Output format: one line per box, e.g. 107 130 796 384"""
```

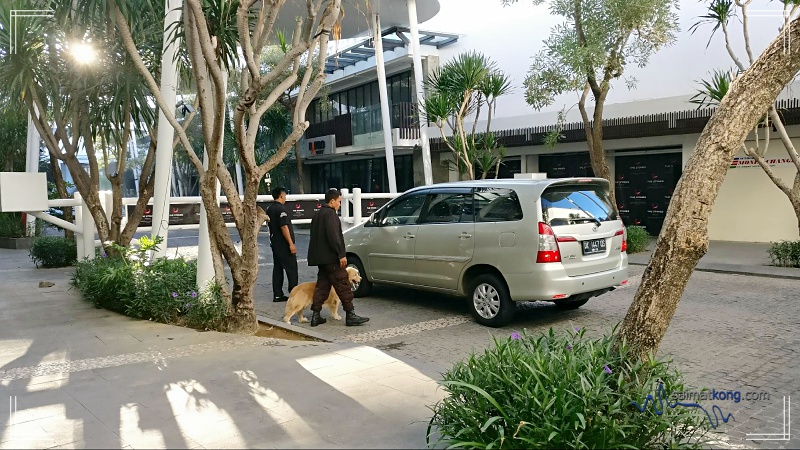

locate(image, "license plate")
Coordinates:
581 238 606 255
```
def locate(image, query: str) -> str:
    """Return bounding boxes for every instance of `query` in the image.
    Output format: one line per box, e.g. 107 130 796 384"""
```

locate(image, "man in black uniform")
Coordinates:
266 187 298 302
307 188 369 327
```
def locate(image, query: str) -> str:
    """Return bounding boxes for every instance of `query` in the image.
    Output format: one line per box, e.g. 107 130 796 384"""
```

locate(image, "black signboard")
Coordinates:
614 153 682 235
127 204 197 227
538 152 593 178
361 198 391 216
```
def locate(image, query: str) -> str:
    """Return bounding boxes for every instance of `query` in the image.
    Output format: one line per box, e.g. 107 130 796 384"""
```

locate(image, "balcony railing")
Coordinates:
304 102 420 146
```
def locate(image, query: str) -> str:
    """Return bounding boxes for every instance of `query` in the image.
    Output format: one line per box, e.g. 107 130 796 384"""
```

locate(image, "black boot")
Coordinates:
346 310 369 326
310 311 327 327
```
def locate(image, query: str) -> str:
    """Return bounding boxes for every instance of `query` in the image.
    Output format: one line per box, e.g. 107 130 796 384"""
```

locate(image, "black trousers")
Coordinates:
271 244 298 298
311 264 355 313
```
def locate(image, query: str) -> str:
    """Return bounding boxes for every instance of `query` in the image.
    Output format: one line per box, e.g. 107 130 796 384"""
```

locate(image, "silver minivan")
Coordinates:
343 178 629 326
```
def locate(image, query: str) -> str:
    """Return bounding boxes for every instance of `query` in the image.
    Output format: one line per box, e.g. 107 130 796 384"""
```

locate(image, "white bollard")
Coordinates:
74 193 84 260
353 188 362 226
80 193 96 259
340 188 350 229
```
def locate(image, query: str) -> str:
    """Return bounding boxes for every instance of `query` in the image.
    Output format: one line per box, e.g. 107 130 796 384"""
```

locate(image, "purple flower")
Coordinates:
190 291 198 298
172 292 178 298
603 365 612 374
102 252 107 258
566 344 572 351
574 327 581 332
511 332 521 340
185 303 191 309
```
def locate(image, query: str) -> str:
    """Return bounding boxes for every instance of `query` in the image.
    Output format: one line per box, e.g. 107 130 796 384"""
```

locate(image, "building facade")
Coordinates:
296 23 800 243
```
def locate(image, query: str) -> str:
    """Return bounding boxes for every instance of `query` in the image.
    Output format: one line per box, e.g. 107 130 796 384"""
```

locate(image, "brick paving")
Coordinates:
255 236 800 449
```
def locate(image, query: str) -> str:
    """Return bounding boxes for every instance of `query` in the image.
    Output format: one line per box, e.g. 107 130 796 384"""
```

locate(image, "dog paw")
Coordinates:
299 316 309 323
333 315 342 321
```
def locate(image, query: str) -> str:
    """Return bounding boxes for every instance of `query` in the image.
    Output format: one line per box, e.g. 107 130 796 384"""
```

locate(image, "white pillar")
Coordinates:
353 187 363 226
340 187 350 230
373 13 398 193
150 0 182 258
25 111 41 236
197 69 227 290
74 194 84 260
236 161 245 194
407 0 433 186
75 192 95 259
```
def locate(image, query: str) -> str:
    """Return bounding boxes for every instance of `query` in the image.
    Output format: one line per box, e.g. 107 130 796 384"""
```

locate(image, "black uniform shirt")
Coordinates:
267 202 295 249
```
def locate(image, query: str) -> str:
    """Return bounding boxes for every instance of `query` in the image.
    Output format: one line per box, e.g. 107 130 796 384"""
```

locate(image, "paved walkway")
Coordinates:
0 250 447 449
627 239 800 280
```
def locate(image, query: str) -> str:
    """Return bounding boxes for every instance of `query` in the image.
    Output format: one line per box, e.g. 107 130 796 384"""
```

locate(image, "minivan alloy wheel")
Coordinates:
473 283 500 319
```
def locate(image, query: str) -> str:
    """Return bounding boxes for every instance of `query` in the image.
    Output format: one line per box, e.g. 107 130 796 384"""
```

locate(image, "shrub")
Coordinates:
768 240 800 268
71 236 228 331
626 226 650 254
0 212 26 238
71 255 134 313
30 236 78 268
128 257 197 323
427 327 711 449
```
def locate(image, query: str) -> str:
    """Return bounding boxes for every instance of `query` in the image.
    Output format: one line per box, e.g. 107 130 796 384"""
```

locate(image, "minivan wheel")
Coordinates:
346 255 372 297
468 274 515 327
554 297 590 310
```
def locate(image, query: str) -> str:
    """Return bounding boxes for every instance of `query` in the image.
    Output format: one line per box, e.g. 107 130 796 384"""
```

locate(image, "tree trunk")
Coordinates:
295 141 305 194
225 196 261 333
617 17 800 359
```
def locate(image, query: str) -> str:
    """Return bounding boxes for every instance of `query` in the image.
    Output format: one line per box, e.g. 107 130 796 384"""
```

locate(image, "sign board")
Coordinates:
361 198 391 216
0 172 49 212
127 204 198 227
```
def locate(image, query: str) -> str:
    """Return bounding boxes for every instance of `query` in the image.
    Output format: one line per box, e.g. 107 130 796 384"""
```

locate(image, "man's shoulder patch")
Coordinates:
280 211 287 218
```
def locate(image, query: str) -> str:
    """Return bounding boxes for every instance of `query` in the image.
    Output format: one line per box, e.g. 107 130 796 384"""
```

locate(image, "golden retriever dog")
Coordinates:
282 266 361 324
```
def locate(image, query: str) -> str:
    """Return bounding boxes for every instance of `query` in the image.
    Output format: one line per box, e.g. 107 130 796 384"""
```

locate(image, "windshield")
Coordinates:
541 186 617 226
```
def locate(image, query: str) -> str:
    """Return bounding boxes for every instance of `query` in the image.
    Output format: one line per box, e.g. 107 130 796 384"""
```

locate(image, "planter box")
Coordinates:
0 237 32 249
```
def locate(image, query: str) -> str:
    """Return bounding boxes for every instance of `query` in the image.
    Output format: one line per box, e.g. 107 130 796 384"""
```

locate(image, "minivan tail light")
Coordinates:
615 229 627 252
537 222 561 263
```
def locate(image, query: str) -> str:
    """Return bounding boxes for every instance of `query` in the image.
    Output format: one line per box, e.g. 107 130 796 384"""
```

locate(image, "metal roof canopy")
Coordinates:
270 0 441 39
324 26 459 74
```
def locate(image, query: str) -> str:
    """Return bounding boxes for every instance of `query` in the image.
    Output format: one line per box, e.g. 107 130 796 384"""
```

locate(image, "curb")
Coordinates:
256 314 334 343
628 261 800 281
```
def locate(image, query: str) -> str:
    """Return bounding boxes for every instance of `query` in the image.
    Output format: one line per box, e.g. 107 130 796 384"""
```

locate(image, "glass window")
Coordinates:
420 192 473 224
474 188 523 222
540 186 617 227
381 193 427 226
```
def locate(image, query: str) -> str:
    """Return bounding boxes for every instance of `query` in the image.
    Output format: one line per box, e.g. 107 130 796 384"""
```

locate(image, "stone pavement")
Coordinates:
0 250 447 449
627 239 800 280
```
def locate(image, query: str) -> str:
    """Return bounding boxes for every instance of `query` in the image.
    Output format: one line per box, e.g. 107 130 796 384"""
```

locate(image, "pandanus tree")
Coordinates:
422 51 512 180
105 0 344 331
0 0 183 249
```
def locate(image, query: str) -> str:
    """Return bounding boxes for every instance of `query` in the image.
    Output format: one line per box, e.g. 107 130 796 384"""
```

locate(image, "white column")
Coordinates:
150 0 182 258
74 194 85 260
25 111 41 235
353 187 363 226
373 13 398 193
197 69 227 290
407 0 433 186
340 188 350 230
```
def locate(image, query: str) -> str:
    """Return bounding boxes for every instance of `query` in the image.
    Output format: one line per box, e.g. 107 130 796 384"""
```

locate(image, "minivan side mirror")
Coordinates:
365 213 379 227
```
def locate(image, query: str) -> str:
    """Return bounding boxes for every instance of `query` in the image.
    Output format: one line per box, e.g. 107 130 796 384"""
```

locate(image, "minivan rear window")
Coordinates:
541 186 617 226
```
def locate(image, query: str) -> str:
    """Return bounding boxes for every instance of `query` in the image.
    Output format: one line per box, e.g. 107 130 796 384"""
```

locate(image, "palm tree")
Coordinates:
421 51 512 180
0 0 172 249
